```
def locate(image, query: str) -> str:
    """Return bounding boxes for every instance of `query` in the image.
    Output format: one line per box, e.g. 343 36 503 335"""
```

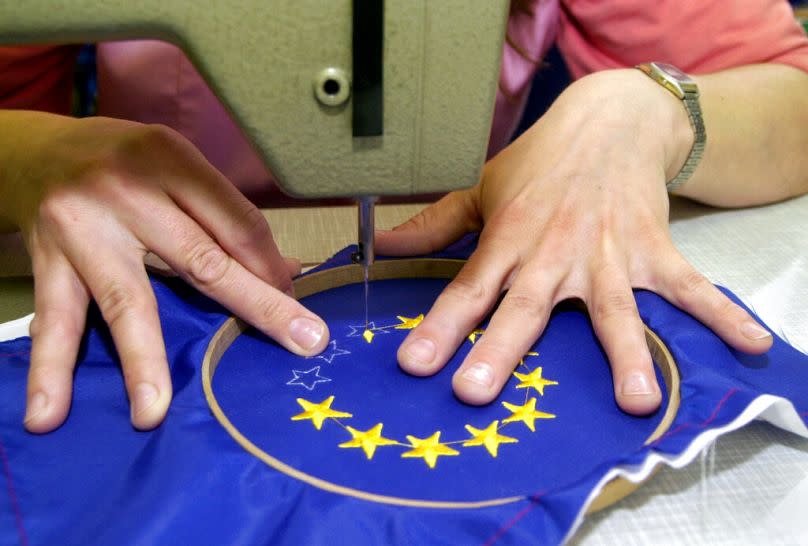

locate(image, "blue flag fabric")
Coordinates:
1 236 807 546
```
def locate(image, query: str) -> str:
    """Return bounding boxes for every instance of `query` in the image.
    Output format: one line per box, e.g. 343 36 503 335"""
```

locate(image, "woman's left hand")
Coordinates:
376 68 773 415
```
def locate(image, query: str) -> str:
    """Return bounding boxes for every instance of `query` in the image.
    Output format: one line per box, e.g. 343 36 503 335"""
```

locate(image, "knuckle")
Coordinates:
97 282 151 328
486 203 529 238
37 191 85 230
443 274 488 304
500 291 547 320
254 294 290 325
593 292 636 322
29 312 81 342
234 206 272 248
675 269 710 299
185 242 231 288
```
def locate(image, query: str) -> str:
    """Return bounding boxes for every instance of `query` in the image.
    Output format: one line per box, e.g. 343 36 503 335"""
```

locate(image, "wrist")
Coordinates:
557 69 696 184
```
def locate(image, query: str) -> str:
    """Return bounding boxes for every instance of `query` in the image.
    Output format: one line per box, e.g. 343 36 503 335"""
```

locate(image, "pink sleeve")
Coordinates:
556 0 808 78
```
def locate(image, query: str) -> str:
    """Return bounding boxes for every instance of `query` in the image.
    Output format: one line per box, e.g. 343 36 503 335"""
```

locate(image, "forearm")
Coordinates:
676 63 808 207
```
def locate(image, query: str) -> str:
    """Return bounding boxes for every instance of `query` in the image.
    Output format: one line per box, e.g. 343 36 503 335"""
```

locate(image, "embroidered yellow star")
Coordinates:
501 398 555 432
513 367 558 395
519 351 539 366
401 431 459 468
339 423 398 460
362 329 375 343
394 314 424 330
462 420 518 458
467 329 485 344
291 396 353 430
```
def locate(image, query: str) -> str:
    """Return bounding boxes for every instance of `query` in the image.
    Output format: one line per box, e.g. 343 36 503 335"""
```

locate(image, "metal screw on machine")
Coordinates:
313 67 351 107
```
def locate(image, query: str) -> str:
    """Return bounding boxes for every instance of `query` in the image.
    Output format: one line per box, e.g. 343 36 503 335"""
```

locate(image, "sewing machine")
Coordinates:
0 0 509 268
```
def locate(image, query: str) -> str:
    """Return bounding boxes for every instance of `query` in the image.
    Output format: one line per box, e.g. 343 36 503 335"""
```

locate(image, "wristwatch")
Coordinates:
635 62 706 192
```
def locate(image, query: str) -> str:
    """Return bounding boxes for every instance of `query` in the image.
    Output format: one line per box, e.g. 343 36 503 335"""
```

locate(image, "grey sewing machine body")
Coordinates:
0 1 509 264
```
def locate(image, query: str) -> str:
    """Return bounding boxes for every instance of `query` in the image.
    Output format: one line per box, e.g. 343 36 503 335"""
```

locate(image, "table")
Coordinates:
2 196 807 544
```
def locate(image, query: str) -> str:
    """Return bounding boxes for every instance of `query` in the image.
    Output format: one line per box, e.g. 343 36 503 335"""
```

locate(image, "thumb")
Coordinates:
375 188 481 256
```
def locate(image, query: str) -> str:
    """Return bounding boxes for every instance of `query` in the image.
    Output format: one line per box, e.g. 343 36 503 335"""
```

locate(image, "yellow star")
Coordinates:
362 329 375 343
501 398 555 432
339 423 398 460
291 396 353 430
394 314 424 330
468 328 485 344
513 367 558 395
462 420 518 458
401 431 459 469
519 351 539 366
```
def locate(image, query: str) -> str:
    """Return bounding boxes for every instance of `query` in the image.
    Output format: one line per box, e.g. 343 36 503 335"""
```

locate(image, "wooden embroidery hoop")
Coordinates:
202 258 680 512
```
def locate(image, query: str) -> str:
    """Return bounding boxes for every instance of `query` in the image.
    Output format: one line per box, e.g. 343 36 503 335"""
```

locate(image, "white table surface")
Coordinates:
573 194 808 546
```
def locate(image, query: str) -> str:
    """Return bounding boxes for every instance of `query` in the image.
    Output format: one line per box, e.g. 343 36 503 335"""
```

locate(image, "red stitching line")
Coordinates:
0 353 30 359
482 494 543 546
651 387 740 446
489 388 747 544
0 438 29 546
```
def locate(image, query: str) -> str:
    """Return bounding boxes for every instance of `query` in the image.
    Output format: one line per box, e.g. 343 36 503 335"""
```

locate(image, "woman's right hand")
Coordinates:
0 111 330 433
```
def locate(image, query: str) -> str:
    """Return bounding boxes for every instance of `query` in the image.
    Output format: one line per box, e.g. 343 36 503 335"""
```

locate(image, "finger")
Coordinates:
135 203 329 356
284 256 302 278
397 236 517 377
64 236 173 430
375 189 481 256
588 260 661 416
158 142 293 293
452 262 560 405
25 252 89 433
143 253 300 281
657 253 773 354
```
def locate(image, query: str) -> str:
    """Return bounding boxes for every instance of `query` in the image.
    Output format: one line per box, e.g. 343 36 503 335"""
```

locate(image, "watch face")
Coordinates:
654 62 695 83
651 62 697 96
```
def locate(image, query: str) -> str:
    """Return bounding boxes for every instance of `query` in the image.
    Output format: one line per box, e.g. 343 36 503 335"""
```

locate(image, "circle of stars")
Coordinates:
289 325 559 469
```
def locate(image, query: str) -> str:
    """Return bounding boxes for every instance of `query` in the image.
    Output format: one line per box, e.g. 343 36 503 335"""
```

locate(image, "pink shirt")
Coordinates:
3 0 808 205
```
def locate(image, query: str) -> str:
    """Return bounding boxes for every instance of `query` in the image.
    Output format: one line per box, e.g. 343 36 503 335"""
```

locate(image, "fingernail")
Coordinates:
461 362 494 389
622 373 654 396
131 382 159 418
403 338 436 366
290 317 325 350
23 392 48 423
741 321 771 341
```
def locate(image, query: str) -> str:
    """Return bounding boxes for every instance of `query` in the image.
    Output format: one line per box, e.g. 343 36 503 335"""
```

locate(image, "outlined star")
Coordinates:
291 396 353 430
513 367 558 396
401 431 459 469
501 398 555 432
462 421 518 458
310 340 351 364
347 323 390 339
467 329 485 344
394 314 424 330
286 366 331 391
339 423 398 459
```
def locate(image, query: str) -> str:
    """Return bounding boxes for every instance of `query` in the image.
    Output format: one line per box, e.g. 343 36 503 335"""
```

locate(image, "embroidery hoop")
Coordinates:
202 258 680 511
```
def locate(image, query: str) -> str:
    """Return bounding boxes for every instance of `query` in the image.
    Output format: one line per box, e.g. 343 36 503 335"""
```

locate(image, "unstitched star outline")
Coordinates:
286 366 331 391
347 323 390 338
309 340 351 364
